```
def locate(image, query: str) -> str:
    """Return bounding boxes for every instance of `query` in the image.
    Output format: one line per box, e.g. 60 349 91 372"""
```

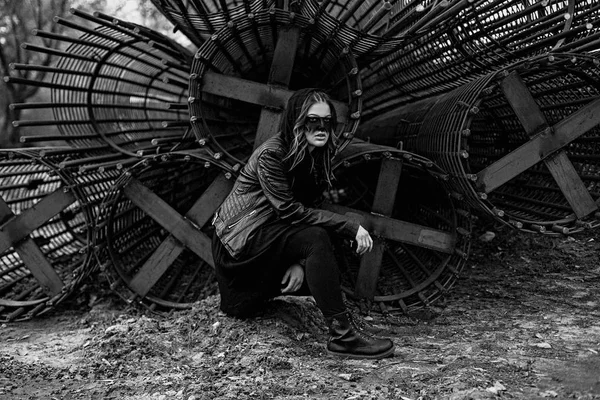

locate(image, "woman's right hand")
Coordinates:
354 225 373 255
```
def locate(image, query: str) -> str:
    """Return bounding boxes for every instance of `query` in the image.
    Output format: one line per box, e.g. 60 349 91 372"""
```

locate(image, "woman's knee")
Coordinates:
299 226 332 246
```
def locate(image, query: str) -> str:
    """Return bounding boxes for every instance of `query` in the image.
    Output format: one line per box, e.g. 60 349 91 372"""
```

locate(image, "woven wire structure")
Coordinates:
0 149 119 321
358 53 600 234
360 0 600 119
8 8 194 157
94 152 231 312
149 0 277 46
331 141 472 313
188 6 366 165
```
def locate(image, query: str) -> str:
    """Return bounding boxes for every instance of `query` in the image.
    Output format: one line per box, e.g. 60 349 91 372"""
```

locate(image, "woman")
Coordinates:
212 88 394 359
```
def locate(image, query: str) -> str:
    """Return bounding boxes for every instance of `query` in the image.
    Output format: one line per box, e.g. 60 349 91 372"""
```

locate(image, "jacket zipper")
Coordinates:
227 209 257 229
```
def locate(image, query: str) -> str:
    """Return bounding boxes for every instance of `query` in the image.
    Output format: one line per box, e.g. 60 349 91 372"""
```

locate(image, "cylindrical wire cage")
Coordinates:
9 9 194 156
0 148 118 321
330 140 472 313
358 53 600 234
94 152 233 312
187 7 365 165
360 0 600 119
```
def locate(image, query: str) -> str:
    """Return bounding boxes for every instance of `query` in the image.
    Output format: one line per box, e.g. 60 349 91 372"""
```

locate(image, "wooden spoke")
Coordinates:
493 71 597 218
323 204 456 253
123 178 214 266
128 174 233 296
0 196 66 296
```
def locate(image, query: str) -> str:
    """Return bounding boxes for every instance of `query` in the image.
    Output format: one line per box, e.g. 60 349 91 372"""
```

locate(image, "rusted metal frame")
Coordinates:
126 174 232 296
354 157 403 299
492 71 597 218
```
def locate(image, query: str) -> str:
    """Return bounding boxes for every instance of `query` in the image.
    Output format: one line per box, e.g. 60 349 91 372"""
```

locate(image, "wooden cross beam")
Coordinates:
202 72 349 123
355 157 403 298
476 71 599 218
0 187 76 296
200 27 350 150
322 158 456 300
123 174 233 297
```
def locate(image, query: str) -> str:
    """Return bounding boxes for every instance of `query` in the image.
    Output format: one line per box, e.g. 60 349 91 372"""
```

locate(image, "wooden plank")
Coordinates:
322 204 455 253
0 187 76 254
202 71 349 121
476 97 600 194
203 71 289 109
185 173 234 226
355 242 385 298
500 71 597 218
253 27 301 149
129 235 184 297
355 158 403 298
15 238 64 296
123 178 214 265
500 71 547 133
127 174 233 296
268 27 300 87
0 196 63 296
254 108 284 149
545 152 598 217
371 158 403 215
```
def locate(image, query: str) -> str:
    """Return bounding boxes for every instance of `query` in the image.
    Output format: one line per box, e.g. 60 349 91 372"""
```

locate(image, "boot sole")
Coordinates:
326 345 395 360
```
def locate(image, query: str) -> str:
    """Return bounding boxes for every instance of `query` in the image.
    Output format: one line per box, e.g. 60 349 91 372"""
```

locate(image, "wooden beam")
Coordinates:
15 239 64 296
0 187 76 253
202 71 349 121
0 197 63 296
254 27 301 149
476 96 600 198
371 158 403 215
123 178 214 265
128 174 233 296
356 158 403 298
268 26 300 87
322 203 455 253
498 71 597 218
202 71 289 109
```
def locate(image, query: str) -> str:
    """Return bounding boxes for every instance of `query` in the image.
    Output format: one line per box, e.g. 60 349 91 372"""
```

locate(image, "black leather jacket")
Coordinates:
213 134 360 259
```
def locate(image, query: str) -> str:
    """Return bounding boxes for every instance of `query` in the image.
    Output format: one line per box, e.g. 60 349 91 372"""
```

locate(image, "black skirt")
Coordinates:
212 219 311 317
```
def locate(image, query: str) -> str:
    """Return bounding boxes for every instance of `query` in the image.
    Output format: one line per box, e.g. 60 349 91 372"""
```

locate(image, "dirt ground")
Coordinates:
1 224 599 400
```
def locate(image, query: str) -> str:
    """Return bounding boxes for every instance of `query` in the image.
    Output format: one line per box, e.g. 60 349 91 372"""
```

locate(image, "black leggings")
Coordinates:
215 226 346 318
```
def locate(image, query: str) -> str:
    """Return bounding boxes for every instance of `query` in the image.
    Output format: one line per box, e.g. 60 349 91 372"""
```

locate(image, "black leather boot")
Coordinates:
326 311 395 359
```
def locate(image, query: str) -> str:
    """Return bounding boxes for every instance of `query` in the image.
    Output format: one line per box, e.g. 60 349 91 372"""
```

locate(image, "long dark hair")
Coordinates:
279 88 338 187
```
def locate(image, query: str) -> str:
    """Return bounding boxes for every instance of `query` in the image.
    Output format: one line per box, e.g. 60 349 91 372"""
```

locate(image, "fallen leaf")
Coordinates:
338 373 353 381
486 381 506 394
539 390 558 397
532 342 552 349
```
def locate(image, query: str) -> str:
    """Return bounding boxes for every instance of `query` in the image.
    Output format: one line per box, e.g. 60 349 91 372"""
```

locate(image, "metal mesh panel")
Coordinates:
358 53 600 234
331 141 472 314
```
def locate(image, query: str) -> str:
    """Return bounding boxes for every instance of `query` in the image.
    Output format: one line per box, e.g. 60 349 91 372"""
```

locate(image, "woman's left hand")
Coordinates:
281 263 304 293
